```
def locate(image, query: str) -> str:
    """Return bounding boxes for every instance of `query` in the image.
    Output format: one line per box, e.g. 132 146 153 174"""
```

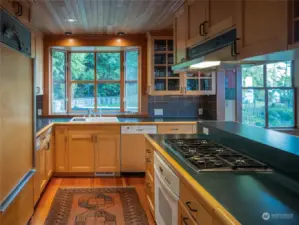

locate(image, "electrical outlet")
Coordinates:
37 109 42 116
198 108 203 115
154 109 163 116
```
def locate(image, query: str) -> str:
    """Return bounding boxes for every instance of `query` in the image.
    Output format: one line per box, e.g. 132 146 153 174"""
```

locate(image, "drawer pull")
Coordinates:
159 166 163 173
146 183 151 188
186 202 198 212
146 158 151 163
146 149 151 153
182 217 189 225
171 128 179 131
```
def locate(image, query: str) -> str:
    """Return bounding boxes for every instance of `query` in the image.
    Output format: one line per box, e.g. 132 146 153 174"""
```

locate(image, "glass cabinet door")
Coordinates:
184 71 216 95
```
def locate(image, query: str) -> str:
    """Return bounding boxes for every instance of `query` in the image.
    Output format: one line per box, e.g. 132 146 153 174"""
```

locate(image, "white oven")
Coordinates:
154 152 180 225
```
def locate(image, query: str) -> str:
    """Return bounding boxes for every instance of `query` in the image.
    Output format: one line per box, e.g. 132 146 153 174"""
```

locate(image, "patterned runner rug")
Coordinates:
45 187 149 225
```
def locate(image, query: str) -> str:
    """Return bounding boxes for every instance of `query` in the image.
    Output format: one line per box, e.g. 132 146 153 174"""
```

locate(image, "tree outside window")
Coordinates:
241 61 294 128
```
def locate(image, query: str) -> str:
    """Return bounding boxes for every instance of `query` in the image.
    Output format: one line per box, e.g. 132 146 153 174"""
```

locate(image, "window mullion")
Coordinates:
264 64 269 128
94 52 97 112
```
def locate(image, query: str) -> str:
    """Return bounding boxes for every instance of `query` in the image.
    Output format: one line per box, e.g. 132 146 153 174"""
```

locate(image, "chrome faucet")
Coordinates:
87 109 93 117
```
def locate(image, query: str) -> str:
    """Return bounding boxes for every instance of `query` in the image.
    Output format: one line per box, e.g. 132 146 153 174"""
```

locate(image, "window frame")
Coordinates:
50 48 141 115
241 61 296 128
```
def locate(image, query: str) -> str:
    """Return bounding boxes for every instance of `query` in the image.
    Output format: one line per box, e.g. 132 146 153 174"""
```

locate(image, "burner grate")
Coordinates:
164 139 270 172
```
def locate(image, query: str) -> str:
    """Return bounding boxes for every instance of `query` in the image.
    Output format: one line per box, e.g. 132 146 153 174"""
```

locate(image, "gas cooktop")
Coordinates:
164 139 272 172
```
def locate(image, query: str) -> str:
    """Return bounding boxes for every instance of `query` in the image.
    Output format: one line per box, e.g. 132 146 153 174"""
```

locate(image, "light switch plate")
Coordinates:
37 109 42 116
198 108 203 115
203 127 209 135
154 109 163 116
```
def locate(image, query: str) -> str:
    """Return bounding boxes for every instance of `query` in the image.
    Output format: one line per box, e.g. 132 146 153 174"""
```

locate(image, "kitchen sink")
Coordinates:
70 117 119 123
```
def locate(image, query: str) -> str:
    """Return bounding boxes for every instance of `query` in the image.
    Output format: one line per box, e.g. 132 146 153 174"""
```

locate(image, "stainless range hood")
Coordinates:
172 44 237 72
172 28 238 72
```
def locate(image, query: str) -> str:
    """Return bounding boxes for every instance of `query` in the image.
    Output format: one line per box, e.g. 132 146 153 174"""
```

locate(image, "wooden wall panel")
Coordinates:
0 43 33 203
43 34 148 115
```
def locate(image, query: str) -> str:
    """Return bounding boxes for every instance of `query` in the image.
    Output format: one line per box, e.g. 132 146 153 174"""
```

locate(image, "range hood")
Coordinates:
172 29 238 72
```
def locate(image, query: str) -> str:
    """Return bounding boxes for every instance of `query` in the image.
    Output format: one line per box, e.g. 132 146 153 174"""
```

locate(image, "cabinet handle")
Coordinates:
146 183 151 188
185 201 198 212
182 217 189 225
159 166 163 173
203 21 208 35
146 158 151 163
171 128 179 131
146 149 151 153
199 23 204 36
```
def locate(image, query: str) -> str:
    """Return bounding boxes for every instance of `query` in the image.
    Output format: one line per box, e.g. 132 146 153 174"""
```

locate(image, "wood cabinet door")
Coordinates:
174 4 188 64
121 134 146 172
34 150 41 205
206 0 236 38
95 134 120 173
55 126 68 172
45 138 53 179
39 148 46 191
68 131 95 172
236 0 288 59
187 0 207 47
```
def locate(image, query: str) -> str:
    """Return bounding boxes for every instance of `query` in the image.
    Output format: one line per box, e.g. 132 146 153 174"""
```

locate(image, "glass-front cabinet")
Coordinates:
183 71 216 95
147 34 216 96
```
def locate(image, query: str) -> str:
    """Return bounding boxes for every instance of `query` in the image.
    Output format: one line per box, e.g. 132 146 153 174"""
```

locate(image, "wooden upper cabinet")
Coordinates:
95 134 120 173
55 126 69 172
236 0 288 59
206 0 236 38
68 130 95 172
174 4 188 64
187 0 207 46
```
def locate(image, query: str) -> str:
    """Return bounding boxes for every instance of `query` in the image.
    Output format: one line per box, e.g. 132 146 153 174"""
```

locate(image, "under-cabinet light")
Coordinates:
190 61 221 69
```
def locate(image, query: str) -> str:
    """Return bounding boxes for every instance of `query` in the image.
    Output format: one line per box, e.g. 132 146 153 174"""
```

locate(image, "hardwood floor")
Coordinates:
30 177 156 225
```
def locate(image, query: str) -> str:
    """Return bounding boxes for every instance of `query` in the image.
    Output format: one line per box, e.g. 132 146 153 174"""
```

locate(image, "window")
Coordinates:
51 48 140 114
241 61 295 128
51 50 66 113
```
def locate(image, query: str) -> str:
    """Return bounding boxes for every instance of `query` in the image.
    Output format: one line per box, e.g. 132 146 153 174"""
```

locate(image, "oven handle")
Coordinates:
154 165 179 201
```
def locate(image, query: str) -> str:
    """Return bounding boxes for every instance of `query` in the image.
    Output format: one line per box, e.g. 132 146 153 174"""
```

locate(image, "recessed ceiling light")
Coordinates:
117 32 125 36
65 32 72 35
66 18 78 23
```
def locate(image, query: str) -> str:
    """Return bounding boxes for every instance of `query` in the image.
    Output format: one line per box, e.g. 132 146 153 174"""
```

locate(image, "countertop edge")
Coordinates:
36 121 198 136
144 134 241 225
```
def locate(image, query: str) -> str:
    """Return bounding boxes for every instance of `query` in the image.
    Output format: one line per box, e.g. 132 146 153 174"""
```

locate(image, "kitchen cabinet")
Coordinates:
180 181 213 225
186 0 236 48
55 126 69 172
145 143 155 218
68 130 95 172
174 4 188 64
45 134 54 179
34 149 41 205
95 134 120 173
157 124 197 134
0 177 34 225
187 0 207 46
178 201 198 225
121 134 146 172
34 33 44 95
289 0 299 47
147 33 180 95
39 146 47 192
236 0 288 59
182 71 216 95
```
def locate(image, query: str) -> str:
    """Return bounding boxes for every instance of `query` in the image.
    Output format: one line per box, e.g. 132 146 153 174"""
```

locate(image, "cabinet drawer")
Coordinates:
178 201 198 225
145 171 154 208
145 146 154 177
180 182 213 225
158 124 195 134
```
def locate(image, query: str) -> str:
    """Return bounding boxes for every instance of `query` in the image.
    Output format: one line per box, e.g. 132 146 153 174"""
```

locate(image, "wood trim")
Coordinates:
43 34 148 115
144 135 241 225
120 51 125 112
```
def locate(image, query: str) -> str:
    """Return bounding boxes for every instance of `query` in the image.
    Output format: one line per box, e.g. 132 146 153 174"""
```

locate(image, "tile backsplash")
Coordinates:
148 95 216 119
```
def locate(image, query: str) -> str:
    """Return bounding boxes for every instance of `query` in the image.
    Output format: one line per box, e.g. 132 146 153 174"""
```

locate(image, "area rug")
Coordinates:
45 187 149 225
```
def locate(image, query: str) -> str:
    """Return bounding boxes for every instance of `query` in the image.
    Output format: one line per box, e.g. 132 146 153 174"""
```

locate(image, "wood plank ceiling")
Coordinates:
31 0 184 34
